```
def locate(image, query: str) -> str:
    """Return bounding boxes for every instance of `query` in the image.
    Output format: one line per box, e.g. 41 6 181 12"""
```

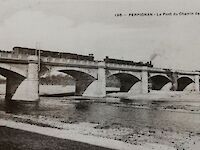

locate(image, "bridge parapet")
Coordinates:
105 62 145 71
148 67 200 75
41 56 99 67
172 69 200 75
0 52 199 76
147 67 172 73
0 52 29 61
0 52 99 67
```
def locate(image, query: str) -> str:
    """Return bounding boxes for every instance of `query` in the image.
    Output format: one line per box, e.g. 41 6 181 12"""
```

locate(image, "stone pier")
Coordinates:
194 74 199 92
141 67 148 94
12 56 39 101
83 61 106 97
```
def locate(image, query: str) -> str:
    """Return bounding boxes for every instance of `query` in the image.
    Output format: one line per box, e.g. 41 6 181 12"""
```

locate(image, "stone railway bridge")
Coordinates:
0 50 199 102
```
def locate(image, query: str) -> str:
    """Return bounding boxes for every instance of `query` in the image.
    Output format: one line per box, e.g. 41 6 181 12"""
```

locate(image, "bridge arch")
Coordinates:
59 69 96 96
177 76 194 91
107 73 140 92
50 66 97 78
0 67 26 100
149 75 171 90
0 63 27 77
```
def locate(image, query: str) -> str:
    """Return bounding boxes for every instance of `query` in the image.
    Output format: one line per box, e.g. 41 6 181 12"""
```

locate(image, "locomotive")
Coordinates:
104 56 153 67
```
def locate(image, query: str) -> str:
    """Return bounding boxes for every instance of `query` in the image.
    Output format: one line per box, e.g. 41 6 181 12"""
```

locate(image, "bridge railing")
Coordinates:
105 62 145 70
105 63 199 75
0 52 30 61
0 52 11 58
41 56 98 67
0 53 99 66
0 52 199 75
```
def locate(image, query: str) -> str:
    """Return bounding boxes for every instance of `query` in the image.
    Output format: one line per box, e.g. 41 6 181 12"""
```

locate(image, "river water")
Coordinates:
1 97 200 134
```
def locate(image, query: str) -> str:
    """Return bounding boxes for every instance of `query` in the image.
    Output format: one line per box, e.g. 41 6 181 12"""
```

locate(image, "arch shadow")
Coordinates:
60 70 96 96
108 73 140 92
177 77 194 91
149 75 171 90
0 67 25 100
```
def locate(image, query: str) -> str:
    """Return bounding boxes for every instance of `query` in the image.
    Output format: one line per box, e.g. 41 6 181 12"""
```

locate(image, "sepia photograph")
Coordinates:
0 0 200 150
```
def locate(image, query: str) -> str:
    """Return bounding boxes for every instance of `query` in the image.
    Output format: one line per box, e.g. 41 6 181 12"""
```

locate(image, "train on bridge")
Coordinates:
12 47 95 61
104 56 153 67
12 47 153 67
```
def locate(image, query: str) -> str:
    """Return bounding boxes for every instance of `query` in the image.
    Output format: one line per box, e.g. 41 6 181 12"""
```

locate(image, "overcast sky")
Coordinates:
0 0 200 70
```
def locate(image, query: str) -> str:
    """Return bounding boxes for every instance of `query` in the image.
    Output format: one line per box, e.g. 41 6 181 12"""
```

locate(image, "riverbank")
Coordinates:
0 112 199 150
0 114 176 150
0 125 113 150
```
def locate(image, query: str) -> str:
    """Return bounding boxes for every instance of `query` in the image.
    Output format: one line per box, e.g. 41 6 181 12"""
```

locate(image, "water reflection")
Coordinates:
75 101 90 111
120 98 132 104
3 99 39 114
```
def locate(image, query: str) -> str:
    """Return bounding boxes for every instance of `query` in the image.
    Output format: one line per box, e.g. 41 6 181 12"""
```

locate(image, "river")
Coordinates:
1 96 200 134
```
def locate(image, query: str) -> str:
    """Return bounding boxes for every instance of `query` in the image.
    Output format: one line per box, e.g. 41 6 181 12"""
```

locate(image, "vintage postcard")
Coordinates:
0 0 200 150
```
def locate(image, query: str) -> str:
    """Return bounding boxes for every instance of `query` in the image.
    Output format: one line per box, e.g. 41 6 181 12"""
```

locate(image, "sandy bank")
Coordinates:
0 118 176 150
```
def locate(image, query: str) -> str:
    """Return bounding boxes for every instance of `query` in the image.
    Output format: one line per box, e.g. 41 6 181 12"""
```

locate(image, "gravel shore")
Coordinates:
0 126 114 150
0 108 199 150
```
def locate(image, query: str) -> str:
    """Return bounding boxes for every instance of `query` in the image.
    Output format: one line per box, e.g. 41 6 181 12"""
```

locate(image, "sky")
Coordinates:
0 0 200 70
